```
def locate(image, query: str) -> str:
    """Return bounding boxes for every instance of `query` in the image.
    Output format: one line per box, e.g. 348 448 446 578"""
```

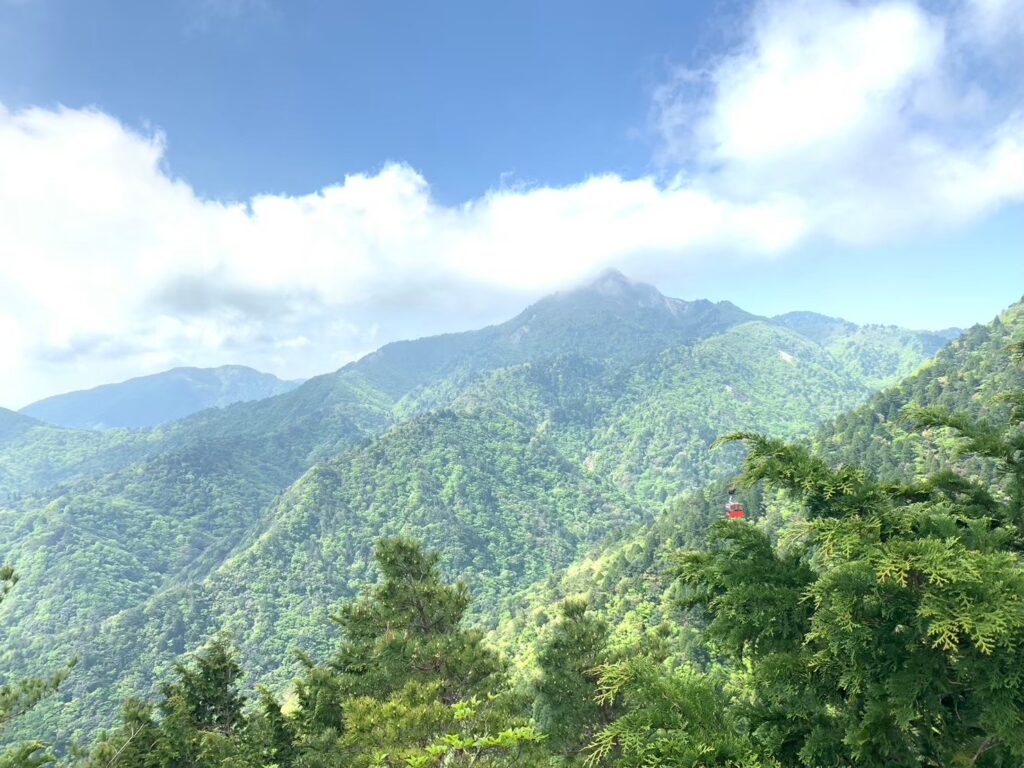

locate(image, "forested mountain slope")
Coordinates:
489 479 745 673
66 330 1024 768
490 296 1024 678
0 272 962 748
0 272 952 503
773 310 961 389
0 408 154 499
67 320 877 719
0 369 392 501
43 408 642 744
433 320 875 502
19 365 303 430
819 298 1024 478
0 271 750 503
64 336 1024 768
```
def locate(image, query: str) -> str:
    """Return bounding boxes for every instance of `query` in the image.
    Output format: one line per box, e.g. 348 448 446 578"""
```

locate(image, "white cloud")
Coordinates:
0 104 802 407
654 0 1024 242
1 0 1022 408
963 0 1024 46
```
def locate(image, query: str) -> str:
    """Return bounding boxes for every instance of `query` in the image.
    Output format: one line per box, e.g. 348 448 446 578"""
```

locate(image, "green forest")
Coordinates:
2 276 1022 766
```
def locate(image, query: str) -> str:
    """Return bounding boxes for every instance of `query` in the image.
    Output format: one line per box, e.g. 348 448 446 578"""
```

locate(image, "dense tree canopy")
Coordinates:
678 350 1024 766
0 565 71 768
68 348 1024 765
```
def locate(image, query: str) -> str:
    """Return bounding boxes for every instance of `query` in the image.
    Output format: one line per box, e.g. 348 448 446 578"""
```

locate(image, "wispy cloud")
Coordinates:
652 0 1024 242
182 0 272 34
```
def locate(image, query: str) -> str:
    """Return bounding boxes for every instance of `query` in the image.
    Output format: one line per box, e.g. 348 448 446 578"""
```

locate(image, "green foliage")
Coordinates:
585 658 765 768
0 741 55 768
290 539 548 768
338 685 546 768
818 300 1024 483
0 408 153 500
80 637 255 768
160 634 246 736
773 311 960 390
319 538 503 701
677 513 812 660
532 599 611 757
33 322 1024 767
491 479 754 674
441 321 878 504
0 564 71 767
245 687 298 768
679 365 1024 766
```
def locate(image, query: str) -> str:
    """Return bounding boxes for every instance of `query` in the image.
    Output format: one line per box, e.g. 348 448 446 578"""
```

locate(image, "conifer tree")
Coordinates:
82 636 250 768
323 538 503 702
79 699 162 768
241 687 297 768
294 538 545 767
533 598 610 758
160 634 246 737
584 658 765 768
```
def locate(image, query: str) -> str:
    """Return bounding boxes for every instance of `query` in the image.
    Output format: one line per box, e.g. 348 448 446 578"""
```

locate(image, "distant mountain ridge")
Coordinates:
0 407 38 441
341 269 757 399
772 310 960 348
12 273 958 433
19 365 303 430
772 310 962 389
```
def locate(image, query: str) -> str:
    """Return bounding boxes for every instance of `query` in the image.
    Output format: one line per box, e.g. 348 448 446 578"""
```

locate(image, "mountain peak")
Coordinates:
577 268 659 298
584 267 633 291
568 269 670 310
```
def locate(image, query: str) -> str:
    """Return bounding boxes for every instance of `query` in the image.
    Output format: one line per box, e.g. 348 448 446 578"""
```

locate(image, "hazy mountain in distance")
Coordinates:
772 310 962 388
342 268 758 399
0 406 39 442
19 365 303 430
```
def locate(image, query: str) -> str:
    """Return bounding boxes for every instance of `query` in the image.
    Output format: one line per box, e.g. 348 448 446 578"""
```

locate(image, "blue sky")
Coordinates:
0 0 1022 406
1 0 733 201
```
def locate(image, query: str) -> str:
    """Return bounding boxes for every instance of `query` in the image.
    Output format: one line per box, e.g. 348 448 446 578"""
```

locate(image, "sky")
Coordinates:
0 0 1022 408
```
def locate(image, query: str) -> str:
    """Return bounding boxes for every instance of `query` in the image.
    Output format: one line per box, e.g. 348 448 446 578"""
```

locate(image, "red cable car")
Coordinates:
725 494 745 519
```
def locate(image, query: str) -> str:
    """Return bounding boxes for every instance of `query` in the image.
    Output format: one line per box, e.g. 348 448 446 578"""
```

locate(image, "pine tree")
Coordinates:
78 699 162 768
317 538 504 704
533 598 610 758
294 538 545 767
160 634 246 737
82 636 249 768
240 687 297 768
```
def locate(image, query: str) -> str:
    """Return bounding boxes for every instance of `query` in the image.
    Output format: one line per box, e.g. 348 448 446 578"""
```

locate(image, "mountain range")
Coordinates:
18 365 303 430
0 270 981 747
